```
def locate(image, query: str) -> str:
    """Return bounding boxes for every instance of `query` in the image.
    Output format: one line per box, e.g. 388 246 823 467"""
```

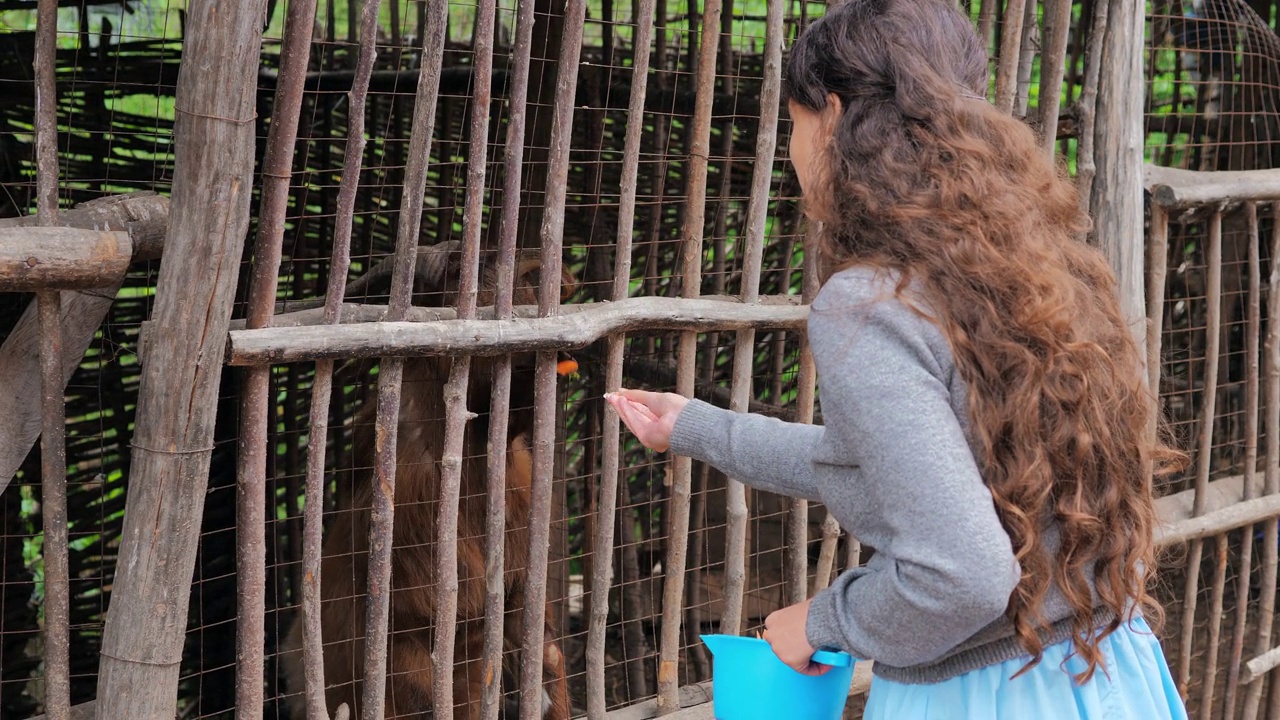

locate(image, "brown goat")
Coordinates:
281 248 574 720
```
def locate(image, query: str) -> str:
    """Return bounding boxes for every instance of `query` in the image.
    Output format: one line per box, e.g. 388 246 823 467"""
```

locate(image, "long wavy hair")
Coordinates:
783 0 1184 681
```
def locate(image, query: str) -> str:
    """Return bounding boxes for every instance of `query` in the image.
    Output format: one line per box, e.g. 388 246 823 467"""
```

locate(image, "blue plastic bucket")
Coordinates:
701 634 856 720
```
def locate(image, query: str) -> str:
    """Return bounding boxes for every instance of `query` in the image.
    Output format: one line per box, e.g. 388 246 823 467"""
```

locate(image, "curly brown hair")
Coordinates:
782 0 1185 682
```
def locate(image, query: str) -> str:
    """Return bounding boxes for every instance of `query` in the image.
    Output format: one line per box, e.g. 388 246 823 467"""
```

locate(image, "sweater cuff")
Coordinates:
668 398 726 461
806 587 851 655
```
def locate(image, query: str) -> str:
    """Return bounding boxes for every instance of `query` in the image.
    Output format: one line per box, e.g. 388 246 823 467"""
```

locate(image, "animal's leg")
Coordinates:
385 637 434 720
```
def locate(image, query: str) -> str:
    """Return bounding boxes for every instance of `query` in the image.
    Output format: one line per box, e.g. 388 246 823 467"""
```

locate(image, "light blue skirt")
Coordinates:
863 617 1188 720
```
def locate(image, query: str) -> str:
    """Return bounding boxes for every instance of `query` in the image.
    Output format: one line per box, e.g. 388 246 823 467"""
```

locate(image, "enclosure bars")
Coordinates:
297 0 385 715
30 0 71 715
1144 168 1280 720
235 0 319 716
361 0 452 714
723 0 786 632
655 0 720 709
483 0 537 708
521 0 589 715
94 0 267 715
430 0 498 706
585 0 656 711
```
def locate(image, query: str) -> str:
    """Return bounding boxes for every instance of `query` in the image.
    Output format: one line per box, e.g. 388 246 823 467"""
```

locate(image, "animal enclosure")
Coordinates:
4 0 1280 718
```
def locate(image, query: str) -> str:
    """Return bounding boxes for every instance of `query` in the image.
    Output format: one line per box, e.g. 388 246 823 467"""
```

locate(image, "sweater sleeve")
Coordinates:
801 283 1021 669
668 398 825 501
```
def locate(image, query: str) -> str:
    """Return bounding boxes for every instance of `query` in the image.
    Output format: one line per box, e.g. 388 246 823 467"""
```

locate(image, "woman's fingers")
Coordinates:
607 394 670 451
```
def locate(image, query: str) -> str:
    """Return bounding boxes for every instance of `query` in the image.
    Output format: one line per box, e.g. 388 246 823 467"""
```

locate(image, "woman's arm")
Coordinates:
668 399 826 501
800 282 1020 669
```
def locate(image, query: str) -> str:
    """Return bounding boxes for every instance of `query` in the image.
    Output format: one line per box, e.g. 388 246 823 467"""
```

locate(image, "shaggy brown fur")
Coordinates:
282 252 574 719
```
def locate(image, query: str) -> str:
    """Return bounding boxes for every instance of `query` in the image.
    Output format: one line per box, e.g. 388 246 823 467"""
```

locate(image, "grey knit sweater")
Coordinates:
669 266 1112 685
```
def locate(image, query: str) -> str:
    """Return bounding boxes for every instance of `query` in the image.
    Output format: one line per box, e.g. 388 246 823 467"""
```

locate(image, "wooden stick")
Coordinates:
586 0 656 707
790 222 822 609
37 291 69 719
978 0 998 61
0 192 169 261
0 228 132 292
1037 0 1072 158
481 0 539 706
1199 532 1229 720
361 0 449 711
1243 202 1280 720
1243 645 1280 686
299 0 384 713
1013 0 1037 117
1075 0 1106 218
994 0 1028 113
234 0 317 713
227 297 809 365
1146 166 1280 208
1090 0 1145 348
234 293 805 331
519 0 588 715
94 0 265 713
1178 211 1222 695
658 0 720 709
0 285 125 493
34 0 57 224
432 0 494 708
721 0 783 636
1226 202 1263 717
1156 493 1280 547
1146 206 1168 409
813 512 841 593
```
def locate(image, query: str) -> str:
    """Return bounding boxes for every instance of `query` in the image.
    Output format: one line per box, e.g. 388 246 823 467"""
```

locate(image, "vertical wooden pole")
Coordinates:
38 290 70 720
723 0 783 632
587 0 655 710
658 0 719 711
235 0 318 715
994 0 1028 113
1089 0 1146 350
34 0 58 225
520 0 587 715
1179 211 1222 696
1038 0 1072 158
1244 203 1280 720
95 1 268 716
360 0 450 713
1225 203 1263 718
432 0 494 710
300 0 382 715
482 0 538 708
31 28 64 714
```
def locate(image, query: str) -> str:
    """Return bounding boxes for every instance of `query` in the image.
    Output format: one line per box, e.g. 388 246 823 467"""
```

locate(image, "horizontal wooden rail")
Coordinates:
0 228 133 291
1241 644 1280 685
224 295 810 365
1155 492 1280 546
1145 165 1280 208
0 191 169 262
225 294 806 331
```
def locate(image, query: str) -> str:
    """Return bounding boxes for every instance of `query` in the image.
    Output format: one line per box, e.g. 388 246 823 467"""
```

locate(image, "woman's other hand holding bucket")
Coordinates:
764 599 833 677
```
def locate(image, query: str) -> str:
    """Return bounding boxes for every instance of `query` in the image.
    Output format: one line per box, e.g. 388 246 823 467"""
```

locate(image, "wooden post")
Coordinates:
0 195 170 492
235 0 317 714
1089 0 1146 350
0 228 132 291
94 0 267 715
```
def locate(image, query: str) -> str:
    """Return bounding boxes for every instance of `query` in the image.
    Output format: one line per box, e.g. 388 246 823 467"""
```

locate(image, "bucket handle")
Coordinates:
811 649 854 668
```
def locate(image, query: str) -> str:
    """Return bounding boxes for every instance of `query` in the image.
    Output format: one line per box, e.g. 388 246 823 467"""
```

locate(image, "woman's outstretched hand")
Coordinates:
603 388 689 453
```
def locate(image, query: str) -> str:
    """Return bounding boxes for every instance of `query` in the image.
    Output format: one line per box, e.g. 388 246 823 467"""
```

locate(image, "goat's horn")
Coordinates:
412 239 462 291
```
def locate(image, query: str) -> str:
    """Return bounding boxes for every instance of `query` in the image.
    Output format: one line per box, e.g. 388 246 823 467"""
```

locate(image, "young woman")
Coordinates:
605 0 1189 717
